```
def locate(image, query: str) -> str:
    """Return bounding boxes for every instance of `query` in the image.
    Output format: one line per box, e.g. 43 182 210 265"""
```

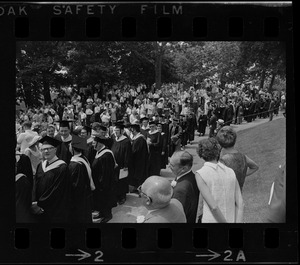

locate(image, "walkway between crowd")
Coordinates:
108 112 285 223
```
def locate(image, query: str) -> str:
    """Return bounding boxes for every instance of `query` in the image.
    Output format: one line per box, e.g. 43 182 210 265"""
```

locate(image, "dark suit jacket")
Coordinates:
172 170 200 223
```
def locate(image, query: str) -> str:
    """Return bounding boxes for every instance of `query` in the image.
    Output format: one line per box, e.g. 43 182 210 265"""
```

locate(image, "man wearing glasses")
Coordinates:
137 176 186 223
32 136 70 223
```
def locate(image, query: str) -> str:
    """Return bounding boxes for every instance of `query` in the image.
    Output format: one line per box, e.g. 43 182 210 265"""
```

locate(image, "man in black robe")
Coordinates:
169 118 182 157
92 136 118 223
128 123 149 193
85 122 112 165
140 117 150 138
146 121 162 176
68 135 94 223
15 151 35 223
55 120 73 164
186 112 197 144
157 123 168 171
111 122 132 205
33 136 70 223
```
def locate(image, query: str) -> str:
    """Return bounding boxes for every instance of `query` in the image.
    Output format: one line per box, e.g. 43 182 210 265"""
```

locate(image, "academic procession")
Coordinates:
15 41 286 223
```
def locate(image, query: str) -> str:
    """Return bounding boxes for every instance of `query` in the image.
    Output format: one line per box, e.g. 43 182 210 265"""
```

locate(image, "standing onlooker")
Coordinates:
169 151 199 223
24 136 43 177
195 138 244 223
17 121 39 153
216 126 259 192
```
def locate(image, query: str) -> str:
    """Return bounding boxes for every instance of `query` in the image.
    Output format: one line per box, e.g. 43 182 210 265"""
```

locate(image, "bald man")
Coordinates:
169 151 199 223
138 176 186 223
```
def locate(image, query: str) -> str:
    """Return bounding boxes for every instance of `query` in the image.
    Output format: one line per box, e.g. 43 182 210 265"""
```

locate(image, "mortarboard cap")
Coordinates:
71 135 88 150
94 136 109 146
99 124 107 132
115 121 125 130
39 135 61 147
59 120 71 129
149 121 157 126
130 123 140 130
172 118 179 122
140 117 149 122
82 125 92 134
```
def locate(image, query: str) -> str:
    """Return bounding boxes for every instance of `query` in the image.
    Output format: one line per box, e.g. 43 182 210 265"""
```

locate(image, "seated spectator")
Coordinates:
216 126 259 191
137 176 186 223
196 138 243 223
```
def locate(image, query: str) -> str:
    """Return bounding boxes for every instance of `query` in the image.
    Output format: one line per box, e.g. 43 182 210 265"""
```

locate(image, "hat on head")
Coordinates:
59 120 70 129
149 121 157 126
71 134 88 150
115 121 125 130
28 135 42 147
39 135 61 147
172 118 179 122
130 122 140 130
82 125 92 134
140 117 149 122
98 124 107 132
93 136 109 146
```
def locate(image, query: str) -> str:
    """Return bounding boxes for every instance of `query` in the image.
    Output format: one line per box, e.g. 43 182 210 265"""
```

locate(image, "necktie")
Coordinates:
46 161 49 167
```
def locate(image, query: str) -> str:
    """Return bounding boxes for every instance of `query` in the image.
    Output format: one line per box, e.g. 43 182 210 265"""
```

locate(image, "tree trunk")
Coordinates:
23 84 32 108
43 76 52 104
268 72 276 92
259 70 266 90
154 43 163 93
220 71 226 90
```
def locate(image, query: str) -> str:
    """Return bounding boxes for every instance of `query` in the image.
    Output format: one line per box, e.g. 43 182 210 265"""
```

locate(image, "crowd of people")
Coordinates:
15 82 286 223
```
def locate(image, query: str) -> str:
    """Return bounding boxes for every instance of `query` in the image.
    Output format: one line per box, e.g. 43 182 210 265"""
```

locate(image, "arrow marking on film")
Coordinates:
65 249 91 261
196 249 221 261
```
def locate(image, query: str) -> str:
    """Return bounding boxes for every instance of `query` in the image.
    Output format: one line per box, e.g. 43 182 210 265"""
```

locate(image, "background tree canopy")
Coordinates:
16 41 285 107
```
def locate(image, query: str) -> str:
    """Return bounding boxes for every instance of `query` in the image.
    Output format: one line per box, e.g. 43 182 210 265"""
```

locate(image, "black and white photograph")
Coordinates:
15 40 287 224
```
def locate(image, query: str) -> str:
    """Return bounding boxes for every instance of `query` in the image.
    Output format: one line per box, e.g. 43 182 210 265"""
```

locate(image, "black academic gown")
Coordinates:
92 148 118 217
35 160 70 223
111 136 132 201
160 132 168 169
140 127 150 138
187 115 197 142
55 135 73 164
68 155 93 223
16 153 33 189
129 134 149 188
147 131 162 176
16 174 36 223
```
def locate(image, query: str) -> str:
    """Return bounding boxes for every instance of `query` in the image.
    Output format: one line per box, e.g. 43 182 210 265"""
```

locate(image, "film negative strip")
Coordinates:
0 1 296 264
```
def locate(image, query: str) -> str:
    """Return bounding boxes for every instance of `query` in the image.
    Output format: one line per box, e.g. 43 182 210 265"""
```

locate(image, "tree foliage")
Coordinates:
16 41 286 107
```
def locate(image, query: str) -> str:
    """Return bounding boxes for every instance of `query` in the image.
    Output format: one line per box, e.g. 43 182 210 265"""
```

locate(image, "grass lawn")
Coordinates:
235 118 286 223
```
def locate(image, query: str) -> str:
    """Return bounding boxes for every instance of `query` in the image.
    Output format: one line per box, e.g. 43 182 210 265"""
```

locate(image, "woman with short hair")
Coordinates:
195 138 244 223
216 126 259 192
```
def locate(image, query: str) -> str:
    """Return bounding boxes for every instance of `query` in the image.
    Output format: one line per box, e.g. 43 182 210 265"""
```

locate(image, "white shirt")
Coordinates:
196 162 243 223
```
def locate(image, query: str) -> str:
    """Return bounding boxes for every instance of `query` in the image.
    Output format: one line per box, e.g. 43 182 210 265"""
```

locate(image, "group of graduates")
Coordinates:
15 108 199 224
